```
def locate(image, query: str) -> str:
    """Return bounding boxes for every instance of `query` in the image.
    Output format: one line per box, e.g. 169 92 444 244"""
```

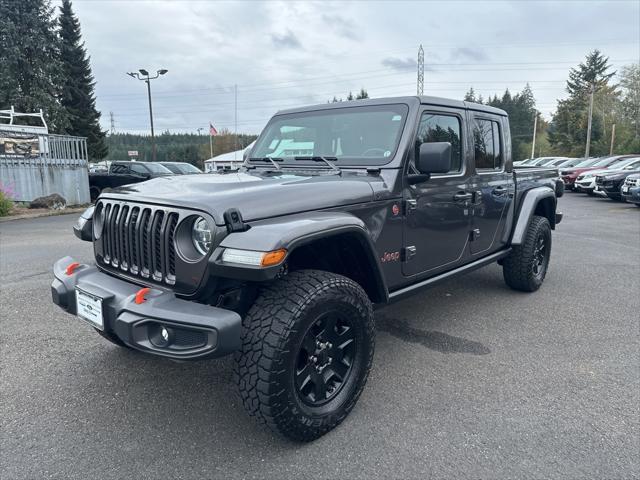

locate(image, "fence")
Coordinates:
0 132 90 205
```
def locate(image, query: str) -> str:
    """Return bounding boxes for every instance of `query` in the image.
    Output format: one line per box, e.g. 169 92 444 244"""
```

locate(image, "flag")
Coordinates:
209 123 218 136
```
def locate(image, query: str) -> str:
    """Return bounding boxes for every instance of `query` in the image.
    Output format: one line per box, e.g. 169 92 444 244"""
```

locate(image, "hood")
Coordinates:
101 169 383 225
600 169 640 180
578 167 619 178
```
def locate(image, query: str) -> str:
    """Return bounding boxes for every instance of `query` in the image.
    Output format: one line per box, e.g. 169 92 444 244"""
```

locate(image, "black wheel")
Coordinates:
89 186 101 202
234 270 374 442
503 215 551 292
95 328 130 348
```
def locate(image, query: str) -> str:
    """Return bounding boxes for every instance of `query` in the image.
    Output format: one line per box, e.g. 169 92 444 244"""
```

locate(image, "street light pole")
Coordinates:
127 69 168 162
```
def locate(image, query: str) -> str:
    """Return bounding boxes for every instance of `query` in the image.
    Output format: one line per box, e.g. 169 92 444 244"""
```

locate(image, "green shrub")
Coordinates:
0 191 13 217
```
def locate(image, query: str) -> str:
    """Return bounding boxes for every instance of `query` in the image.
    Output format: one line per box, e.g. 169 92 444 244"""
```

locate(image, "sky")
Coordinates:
63 0 640 135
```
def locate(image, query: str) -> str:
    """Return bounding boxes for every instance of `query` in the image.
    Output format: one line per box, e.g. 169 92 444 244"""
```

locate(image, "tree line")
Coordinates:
464 50 639 160
106 130 257 167
1 0 107 159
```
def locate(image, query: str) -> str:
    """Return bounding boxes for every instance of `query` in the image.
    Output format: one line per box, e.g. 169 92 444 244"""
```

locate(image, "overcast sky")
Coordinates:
65 0 639 135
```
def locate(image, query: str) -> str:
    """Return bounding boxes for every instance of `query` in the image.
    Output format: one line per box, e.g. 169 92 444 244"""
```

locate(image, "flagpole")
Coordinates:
209 133 213 159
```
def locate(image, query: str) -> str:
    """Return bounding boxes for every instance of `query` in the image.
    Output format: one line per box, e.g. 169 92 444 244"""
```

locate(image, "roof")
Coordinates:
275 95 507 117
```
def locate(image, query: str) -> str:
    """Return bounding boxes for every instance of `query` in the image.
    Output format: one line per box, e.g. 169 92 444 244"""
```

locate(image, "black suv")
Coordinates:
52 96 563 441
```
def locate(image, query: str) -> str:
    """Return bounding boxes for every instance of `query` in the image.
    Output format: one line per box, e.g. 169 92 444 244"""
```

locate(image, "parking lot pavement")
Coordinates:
1 193 638 480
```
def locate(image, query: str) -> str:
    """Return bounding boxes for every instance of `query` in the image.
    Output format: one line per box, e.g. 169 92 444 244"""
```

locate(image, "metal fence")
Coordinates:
0 131 90 205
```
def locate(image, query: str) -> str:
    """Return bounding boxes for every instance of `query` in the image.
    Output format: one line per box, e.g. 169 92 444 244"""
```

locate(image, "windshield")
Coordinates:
176 163 202 173
592 156 623 167
161 163 181 174
573 158 601 168
250 104 409 166
145 163 173 174
557 158 580 167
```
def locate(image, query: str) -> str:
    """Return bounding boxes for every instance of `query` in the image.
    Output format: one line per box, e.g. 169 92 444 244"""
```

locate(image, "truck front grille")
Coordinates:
98 201 179 285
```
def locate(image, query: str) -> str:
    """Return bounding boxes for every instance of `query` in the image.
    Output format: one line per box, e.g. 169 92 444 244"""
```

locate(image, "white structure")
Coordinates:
0 107 90 205
204 141 255 173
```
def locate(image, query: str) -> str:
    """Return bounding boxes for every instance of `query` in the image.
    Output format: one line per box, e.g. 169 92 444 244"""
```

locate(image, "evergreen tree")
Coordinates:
355 88 369 100
346 91 355 101
0 0 69 131
463 87 477 103
58 0 107 159
549 50 619 156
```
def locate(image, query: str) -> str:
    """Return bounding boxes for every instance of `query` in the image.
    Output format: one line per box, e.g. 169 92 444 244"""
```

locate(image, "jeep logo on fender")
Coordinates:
381 251 400 263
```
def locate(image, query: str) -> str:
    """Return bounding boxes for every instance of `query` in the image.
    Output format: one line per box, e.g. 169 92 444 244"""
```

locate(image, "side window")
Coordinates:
130 163 147 175
111 163 128 174
414 113 462 173
473 118 503 171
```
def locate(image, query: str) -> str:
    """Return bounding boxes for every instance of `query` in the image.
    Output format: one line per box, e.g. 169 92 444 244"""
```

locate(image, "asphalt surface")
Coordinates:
1 193 639 480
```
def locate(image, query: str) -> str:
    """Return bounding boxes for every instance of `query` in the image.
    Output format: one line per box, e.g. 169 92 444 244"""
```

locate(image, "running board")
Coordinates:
388 249 512 302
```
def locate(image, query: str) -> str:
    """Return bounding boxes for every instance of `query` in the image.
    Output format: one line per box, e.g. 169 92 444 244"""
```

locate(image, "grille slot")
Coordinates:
97 201 180 285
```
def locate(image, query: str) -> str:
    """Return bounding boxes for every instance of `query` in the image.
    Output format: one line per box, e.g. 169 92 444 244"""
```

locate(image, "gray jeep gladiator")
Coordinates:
52 96 563 441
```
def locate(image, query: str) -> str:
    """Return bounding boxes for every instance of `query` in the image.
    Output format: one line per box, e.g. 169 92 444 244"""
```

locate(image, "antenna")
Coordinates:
109 111 116 134
417 44 424 96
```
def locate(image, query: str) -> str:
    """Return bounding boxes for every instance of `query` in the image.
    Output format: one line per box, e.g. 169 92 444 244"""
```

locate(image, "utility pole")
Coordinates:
417 44 424 95
585 83 595 159
127 68 168 162
610 123 616 155
234 84 238 161
109 111 116 134
531 111 538 159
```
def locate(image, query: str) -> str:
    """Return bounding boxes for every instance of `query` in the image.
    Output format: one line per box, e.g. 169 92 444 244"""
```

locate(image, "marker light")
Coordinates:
221 248 287 267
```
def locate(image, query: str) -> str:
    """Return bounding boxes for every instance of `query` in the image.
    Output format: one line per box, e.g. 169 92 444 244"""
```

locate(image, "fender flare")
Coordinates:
511 186 556 245
210 211 388 302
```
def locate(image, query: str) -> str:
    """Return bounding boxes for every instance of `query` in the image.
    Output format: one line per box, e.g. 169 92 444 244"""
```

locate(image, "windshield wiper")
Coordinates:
294 156 340 172
248 157 283 170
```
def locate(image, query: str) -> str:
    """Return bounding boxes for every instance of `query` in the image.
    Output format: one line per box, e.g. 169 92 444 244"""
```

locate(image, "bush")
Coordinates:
0 191 13 217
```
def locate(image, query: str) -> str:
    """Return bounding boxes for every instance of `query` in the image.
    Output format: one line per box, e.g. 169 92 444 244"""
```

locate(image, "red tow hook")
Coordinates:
65 262 81 276
134 287 151 305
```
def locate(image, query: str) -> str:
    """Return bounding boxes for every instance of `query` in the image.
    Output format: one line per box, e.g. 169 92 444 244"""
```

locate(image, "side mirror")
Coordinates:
416 142 452 174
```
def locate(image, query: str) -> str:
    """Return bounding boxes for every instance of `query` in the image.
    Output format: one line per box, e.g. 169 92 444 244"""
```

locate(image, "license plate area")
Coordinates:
76 288 104 330
622 186 629 193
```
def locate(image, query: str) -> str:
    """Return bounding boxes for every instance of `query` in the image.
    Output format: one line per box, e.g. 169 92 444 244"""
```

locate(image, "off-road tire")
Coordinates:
234 270 375 442
503 215 551 292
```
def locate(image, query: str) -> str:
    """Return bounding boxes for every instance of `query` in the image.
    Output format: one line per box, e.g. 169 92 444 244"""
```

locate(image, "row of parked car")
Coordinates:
516 154 640 207
88 160 203 201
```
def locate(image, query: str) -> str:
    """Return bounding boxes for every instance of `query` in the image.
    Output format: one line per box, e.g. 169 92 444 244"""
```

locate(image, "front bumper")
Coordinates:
51 256 241 360
621 186 640 204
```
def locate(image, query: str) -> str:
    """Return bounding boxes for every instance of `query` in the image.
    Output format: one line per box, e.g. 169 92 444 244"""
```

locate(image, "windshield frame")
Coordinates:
249 103 410 168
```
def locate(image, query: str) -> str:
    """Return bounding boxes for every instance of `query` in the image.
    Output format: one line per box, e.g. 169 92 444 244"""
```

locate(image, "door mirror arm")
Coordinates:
406 173 431 185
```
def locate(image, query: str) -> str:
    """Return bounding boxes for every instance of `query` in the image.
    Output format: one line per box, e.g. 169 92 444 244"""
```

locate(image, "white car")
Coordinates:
575 158 640 194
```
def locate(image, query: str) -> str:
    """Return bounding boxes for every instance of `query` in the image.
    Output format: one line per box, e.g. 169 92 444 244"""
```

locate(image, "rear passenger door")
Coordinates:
468 114 513 255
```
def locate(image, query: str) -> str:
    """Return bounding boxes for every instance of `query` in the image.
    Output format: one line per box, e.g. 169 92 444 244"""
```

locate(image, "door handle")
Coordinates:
492 186 507 196
453 192 473 202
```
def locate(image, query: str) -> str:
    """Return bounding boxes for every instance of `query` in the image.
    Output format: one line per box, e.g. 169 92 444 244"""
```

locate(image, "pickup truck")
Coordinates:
88 161 172 201
52 96 563 441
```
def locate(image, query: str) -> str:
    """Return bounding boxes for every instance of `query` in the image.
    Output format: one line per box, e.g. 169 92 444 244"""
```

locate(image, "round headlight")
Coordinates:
192 217 212 255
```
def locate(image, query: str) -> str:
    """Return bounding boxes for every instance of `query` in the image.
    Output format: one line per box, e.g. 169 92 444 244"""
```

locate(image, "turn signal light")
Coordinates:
261 249 287 267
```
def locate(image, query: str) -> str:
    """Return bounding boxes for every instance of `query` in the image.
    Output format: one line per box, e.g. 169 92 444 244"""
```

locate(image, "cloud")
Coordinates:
321 14 360 40
382 57 417 71
449 47 488 62
270 30 302 49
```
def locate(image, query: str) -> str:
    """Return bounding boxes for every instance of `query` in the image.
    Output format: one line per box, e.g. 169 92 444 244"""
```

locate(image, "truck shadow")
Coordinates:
376 315 491 355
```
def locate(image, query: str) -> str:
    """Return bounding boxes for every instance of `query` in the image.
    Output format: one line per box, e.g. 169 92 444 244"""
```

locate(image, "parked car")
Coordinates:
575 157 640 194
53 96 563 441
595 159 640 200
561 155 635 191
554 158 587 169
620 173 640 206
89 161 173 201
540 157 571 167
159 162 203 175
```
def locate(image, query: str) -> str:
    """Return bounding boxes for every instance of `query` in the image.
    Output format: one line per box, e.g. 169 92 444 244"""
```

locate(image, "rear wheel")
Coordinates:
234 270 374 442
503 215 551 292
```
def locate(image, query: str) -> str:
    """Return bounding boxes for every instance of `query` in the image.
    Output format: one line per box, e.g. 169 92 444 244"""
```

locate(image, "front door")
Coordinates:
468 114 513 255
402 108 472 277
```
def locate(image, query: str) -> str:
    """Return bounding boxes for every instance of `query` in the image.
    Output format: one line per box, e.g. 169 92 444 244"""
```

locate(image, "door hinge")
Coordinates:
402 246 417 262
469 228 481 241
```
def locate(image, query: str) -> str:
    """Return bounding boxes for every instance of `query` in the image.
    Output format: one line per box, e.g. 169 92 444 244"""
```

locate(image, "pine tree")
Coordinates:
463 87 477 102
356 88 369 100
0 0 69 131
58 0 107 159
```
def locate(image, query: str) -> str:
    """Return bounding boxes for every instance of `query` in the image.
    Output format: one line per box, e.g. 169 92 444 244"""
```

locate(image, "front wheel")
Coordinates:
234 270 375 442
503 215 551 292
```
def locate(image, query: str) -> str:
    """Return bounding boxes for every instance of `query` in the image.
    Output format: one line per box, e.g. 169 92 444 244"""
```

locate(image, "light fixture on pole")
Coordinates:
126 69 168 162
